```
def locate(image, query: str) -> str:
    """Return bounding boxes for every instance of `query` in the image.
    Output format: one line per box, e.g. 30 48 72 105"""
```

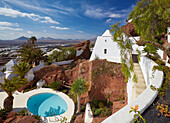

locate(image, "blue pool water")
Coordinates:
27 93 68 117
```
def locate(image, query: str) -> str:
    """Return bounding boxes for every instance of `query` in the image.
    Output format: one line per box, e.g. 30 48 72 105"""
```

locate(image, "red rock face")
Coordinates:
121 22 138 36
74 40 90 50
34 64 68 84
92 117 108 123
65 59 92 85
6 112 17 119
74 114 84 123
65 59 126 105
74 40 91 60
4 116 39 123
83 60 126 104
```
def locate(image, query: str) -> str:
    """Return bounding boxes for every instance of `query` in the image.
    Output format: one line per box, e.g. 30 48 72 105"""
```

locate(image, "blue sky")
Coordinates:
0 0 138 40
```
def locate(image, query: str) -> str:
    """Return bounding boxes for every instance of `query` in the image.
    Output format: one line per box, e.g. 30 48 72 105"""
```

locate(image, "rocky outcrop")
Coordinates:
4 116 39 123
65 59 91 85
74 114 84 123
74 40 91 60
65 59 126 105
121 22 138 36
6 112 17 119
85 60 126 104
74 40 90 50
92 117 108 123
34 64 68 84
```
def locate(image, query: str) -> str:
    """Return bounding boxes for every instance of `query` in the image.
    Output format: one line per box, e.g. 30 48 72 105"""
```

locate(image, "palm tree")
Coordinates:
0 77 28 111
18 43 46 66
32 48 46 65
29 36 37 45
13 62 31 79
71 78 89 113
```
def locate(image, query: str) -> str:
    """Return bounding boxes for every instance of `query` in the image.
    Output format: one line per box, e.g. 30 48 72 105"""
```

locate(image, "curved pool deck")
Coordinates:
0 88 75 123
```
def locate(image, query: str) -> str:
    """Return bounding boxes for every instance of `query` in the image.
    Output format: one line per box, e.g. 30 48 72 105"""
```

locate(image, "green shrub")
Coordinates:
32 114 42 121
71 114 76 120
109 101 113 106
94 108 102 116
0 108 9 120
16 109 30 116
98 102 104 108
62 89 67 93
81 106 85 112
1 68 6 72
92 107 96 114
49 47 76 62
101 107 111 116
48 80 62 90
91 99 99 108
68 91 77 103
60 116 67 123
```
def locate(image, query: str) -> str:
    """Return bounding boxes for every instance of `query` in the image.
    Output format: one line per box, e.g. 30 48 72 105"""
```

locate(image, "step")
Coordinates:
134 63 140 66
135 88 146 95
134 70 143 74
134 83 146 88
136 74 144 78
136 78 145 82
134 67 141 71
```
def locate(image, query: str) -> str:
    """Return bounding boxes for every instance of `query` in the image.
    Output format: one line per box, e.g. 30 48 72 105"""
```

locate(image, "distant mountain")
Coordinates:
14 36 29 40
38 37 58 40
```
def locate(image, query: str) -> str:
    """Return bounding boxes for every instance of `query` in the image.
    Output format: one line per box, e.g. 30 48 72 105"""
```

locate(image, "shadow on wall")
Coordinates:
45 106 65 117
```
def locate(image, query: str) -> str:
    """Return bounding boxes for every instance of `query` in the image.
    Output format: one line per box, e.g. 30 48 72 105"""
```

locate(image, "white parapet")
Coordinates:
84 102 93 123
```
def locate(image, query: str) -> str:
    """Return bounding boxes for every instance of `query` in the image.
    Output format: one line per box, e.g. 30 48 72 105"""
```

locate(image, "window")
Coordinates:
104 49 107 54
105 40 107 42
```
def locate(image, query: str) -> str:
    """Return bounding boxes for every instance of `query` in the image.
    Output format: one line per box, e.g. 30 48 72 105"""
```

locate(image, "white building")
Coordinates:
90 30 121 63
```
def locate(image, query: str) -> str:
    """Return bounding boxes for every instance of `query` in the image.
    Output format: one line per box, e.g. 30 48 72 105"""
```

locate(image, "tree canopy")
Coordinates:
12 62 31 79
110 0 170 85
29 36 37 45
71 78 89 113
18 39 47 66
129 0 170 41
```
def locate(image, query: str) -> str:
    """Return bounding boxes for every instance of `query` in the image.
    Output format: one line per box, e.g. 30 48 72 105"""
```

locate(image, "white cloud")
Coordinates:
27 31 33 34
50 26 69 30
0 26 23 31
106 19 112 23
43 30 47 32
77 31 83 33
0 22 19 26
0 7 59 24
84 8 106 19
83 3 133 19
84 7 121 19
40 17 59 24
109 14 121 18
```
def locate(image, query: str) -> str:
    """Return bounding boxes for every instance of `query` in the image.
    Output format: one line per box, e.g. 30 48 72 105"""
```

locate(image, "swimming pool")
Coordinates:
27 93 68 117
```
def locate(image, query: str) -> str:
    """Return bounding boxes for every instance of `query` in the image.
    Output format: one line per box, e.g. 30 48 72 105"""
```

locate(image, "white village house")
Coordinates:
90 30 121 63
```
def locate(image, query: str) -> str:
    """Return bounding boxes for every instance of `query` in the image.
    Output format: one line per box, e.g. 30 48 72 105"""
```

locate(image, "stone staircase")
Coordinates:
133 63 146 98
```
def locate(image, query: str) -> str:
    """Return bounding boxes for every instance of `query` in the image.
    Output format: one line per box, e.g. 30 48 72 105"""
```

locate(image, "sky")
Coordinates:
0 0 138 40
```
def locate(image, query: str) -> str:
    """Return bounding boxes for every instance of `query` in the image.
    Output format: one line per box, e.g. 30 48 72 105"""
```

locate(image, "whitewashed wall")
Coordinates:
90 30 121 63
139 55 156 86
